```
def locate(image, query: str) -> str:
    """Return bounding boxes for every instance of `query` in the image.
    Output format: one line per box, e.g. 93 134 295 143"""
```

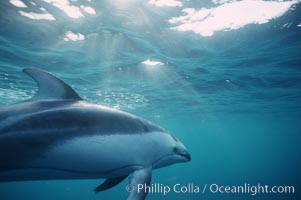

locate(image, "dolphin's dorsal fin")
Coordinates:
23 68 82 101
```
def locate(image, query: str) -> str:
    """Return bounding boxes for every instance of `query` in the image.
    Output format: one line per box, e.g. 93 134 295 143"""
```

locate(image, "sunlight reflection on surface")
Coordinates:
9 0 301 38
142 59 164 66
19 11 56 20
42 0 83 18
64 31 85 42
148 0 183 7
9 0 27 8
169 0 299 36
10 0 96 21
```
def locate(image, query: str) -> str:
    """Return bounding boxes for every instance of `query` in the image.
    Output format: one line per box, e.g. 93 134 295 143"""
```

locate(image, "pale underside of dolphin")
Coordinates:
0 68 191 200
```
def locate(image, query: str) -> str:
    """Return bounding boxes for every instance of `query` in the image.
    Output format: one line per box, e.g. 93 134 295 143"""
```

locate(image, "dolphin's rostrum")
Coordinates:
0 68 191 200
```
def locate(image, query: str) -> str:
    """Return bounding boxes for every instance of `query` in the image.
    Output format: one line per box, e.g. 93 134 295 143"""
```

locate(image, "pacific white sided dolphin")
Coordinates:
0 68 191 200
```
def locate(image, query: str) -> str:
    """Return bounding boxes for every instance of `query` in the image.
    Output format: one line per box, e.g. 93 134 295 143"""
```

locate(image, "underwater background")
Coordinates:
0 0 301 199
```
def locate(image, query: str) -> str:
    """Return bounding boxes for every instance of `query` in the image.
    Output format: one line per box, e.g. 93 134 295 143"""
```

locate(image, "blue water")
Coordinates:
0 0 301 199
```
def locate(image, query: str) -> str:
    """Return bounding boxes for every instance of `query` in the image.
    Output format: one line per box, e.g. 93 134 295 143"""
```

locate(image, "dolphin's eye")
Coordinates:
173 147 178 152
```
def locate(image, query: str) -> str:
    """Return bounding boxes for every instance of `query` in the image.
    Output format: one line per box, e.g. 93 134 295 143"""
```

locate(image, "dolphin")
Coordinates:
0 68 191 200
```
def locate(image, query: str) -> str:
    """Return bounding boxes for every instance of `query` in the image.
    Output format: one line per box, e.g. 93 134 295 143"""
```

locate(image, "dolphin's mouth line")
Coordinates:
152 152 190 168
178 151 191 161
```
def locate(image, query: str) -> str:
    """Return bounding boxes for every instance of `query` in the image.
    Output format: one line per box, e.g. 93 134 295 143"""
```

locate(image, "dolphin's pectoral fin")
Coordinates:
127 167 152 200
23 68 82 101
94 175 128 192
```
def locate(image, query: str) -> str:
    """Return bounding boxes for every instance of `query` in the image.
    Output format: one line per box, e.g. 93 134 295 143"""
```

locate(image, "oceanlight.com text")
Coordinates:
207 183 295 196
126 182 295 196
